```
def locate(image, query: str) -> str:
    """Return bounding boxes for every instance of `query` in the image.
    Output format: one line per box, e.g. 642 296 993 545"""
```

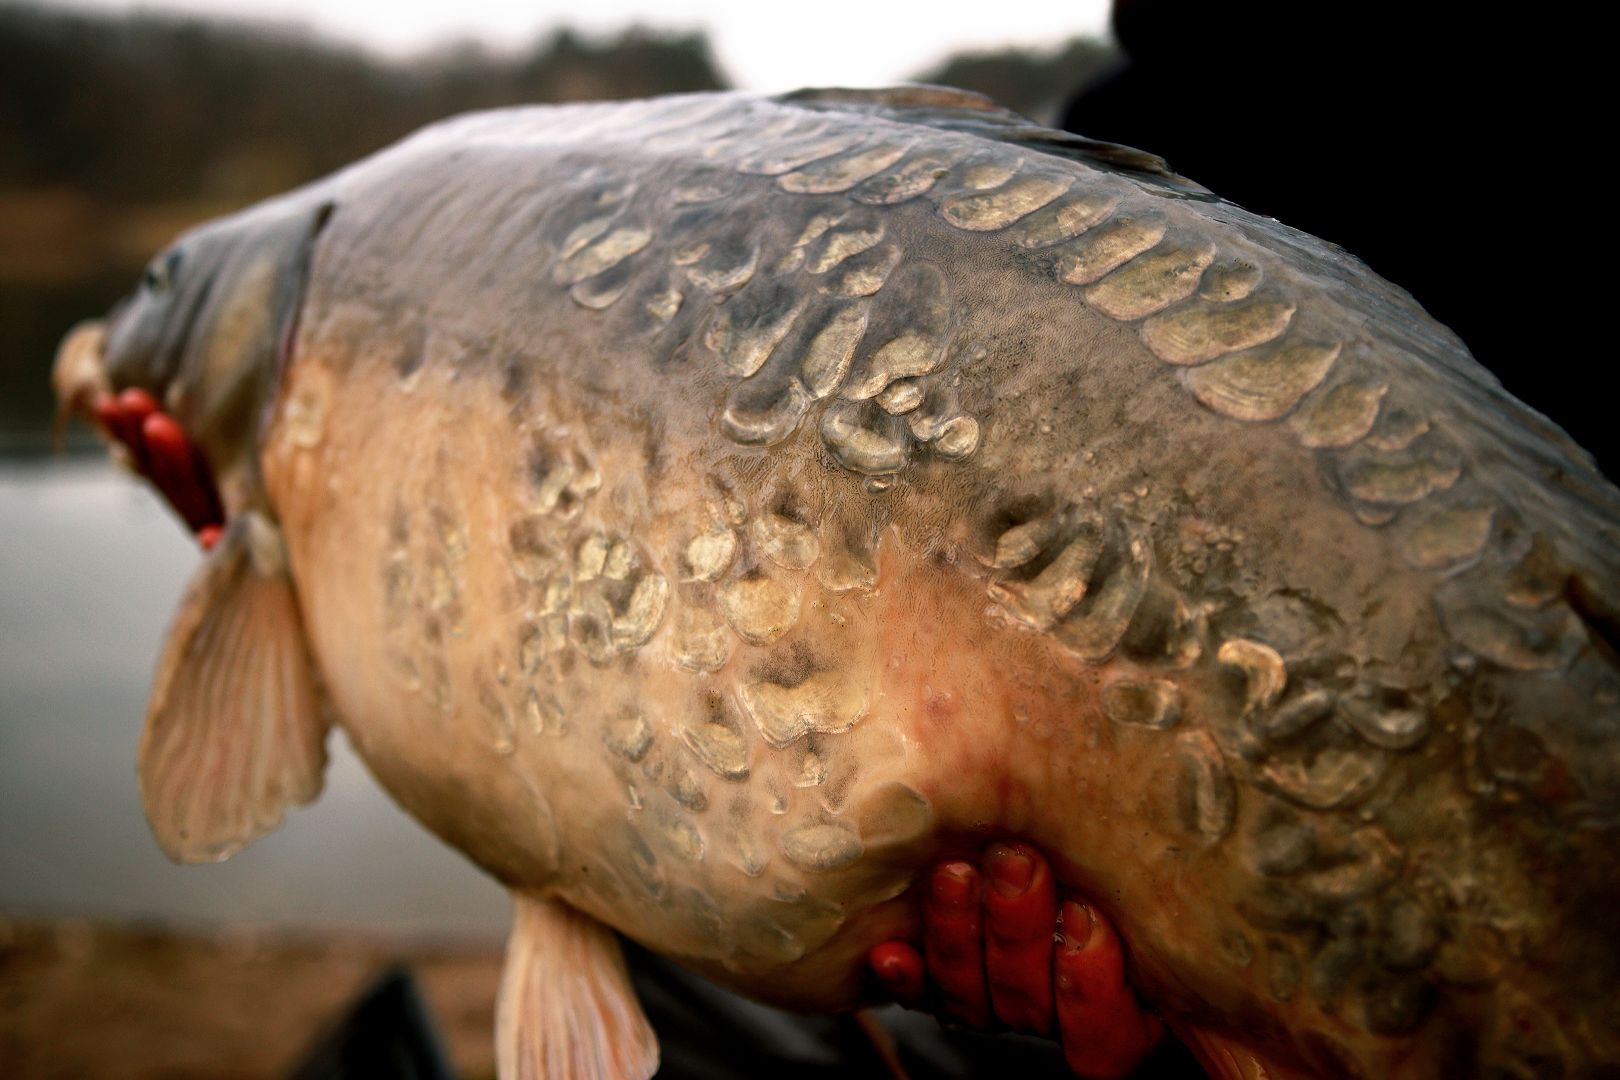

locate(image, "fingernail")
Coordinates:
930 862 976 910
1060 900 1093 950
117 387 158 417
142 411 185 452
988 845 1033 897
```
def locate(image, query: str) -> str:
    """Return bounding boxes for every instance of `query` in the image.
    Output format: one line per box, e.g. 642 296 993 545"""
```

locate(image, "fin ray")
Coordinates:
138 512 328 863
498 894 659 1080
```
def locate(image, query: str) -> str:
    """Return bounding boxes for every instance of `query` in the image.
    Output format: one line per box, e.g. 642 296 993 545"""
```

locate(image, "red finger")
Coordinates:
142 412 221 534
116 386 158 419
983 841 1057 1033
923 860 989 1027
94 393 137 468
1054 900 1163 1079
867 940 925 1005
94 388 152 472
115 388 158 469
92 393 121 437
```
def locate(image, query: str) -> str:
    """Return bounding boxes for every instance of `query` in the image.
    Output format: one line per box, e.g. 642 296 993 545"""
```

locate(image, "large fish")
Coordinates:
53 87 1620 1077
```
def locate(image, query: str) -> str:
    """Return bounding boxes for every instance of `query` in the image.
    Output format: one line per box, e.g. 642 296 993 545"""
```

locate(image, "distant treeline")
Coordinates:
0 4 730 207
0 2 1113 451
0 3 732 449
914 37 1119 126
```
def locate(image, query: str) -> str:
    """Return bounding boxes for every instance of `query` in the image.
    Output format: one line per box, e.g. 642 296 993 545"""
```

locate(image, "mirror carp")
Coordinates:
53 86 1620 1077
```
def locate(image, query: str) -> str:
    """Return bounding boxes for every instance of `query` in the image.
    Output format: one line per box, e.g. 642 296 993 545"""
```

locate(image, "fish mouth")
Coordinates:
51 319 111 439
51 319 227 548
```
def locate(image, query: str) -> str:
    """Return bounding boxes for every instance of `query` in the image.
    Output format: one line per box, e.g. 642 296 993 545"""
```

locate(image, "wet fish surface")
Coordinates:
56 86 1620 1078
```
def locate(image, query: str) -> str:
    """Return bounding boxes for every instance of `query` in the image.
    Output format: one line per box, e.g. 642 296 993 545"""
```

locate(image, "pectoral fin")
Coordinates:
498 893 659 1080
139 510 328 863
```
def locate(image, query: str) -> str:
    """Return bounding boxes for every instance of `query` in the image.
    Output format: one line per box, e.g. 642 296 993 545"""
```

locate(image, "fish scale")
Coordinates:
55 86 1620 1078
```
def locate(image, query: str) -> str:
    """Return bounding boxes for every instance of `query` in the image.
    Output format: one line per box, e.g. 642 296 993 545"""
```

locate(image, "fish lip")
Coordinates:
50 319 110 445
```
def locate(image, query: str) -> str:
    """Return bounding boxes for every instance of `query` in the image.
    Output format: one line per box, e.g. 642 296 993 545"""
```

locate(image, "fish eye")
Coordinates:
143 251 181 294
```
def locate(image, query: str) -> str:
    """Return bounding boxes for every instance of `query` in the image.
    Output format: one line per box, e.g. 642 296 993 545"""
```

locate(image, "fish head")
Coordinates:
50 196 339 867
54 194 333 511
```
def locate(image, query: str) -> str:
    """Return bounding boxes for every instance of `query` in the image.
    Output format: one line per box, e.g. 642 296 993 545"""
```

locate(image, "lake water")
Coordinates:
0 458 509 939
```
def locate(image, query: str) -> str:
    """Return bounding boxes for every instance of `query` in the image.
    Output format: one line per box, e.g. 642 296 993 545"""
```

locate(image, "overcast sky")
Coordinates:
57 0 1113 91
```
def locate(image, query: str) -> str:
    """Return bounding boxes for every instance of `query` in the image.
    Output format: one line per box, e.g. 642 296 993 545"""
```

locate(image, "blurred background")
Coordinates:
0 1 1585 1076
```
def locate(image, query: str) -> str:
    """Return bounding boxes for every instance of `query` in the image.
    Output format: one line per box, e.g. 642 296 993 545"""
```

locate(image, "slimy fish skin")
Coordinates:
55 87 1620 1078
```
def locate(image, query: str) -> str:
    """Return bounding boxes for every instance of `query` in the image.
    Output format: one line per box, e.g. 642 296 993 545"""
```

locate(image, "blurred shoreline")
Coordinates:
0 914 504 1079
